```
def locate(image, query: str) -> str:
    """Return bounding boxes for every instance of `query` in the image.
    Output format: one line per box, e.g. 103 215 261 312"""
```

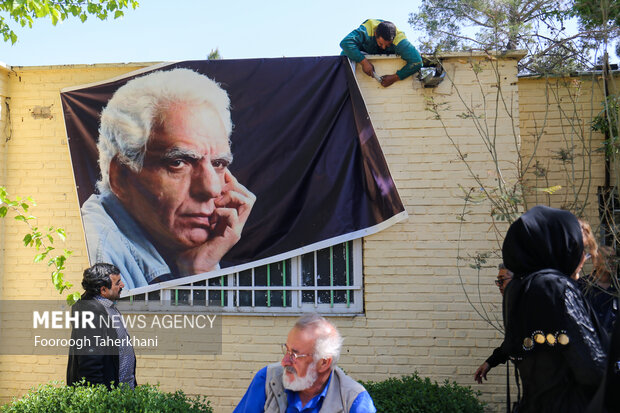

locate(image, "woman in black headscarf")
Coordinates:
502 205 608 412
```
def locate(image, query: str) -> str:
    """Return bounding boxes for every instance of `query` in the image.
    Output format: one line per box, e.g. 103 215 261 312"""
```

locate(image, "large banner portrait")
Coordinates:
61 56 407 295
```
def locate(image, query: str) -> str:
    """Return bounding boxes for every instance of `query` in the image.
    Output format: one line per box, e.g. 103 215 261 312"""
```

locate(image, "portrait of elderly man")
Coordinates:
81 68 256 289
234 314 376 412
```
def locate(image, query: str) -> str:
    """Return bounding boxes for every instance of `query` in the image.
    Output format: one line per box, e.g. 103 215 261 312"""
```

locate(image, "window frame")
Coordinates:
118 238 364 316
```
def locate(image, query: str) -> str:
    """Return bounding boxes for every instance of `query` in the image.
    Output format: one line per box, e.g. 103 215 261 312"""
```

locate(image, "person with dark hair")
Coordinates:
474 263 513 384
579 244 618 337
80 262 118 298
66 263 137 389
501 206 608 412
234 314 376 412
340 19 422 88
374 21 396 42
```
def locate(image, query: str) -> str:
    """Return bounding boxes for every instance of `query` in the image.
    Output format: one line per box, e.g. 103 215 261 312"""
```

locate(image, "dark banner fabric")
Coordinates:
61 56 406 295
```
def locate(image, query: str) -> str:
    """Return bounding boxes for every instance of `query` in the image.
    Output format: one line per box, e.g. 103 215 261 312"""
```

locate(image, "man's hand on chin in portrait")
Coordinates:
176 170 256 276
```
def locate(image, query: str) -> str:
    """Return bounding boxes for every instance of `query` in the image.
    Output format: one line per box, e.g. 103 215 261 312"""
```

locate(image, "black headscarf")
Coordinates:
502 205 584 279
501 207 608 412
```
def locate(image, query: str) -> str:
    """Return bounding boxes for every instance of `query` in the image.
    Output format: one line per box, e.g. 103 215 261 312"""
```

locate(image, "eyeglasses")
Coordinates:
494 278 508 287
281 344 312 362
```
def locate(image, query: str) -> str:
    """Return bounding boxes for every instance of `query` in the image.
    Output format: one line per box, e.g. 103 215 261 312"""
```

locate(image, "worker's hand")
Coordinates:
360 59 374 77
474 362 491 384
381 74 399 87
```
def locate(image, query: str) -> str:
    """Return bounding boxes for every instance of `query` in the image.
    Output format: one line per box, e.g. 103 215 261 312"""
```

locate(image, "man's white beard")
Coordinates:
282 361 318 391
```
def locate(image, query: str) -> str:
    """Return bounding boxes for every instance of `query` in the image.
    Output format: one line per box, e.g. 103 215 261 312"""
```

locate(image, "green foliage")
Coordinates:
0 381 213 413
0 186 76 305
571 0 620 30
361 373 485 413
0 0 139 44
594 93 620 156
409 0 619 74
410 0 570 53
207 48 222 60
0 0 138 302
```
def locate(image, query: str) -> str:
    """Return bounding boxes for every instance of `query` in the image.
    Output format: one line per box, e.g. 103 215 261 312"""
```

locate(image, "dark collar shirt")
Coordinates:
94 295 136 388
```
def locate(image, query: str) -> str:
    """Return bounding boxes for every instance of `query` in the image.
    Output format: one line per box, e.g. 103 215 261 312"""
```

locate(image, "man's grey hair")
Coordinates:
294 314 344 365
498 262 514 275
96 68 232 193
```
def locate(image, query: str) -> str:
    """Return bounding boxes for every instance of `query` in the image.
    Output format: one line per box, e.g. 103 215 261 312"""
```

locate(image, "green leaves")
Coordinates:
593 94 620 158
571 0 620 29
362 373 485 413
0 0 140 44
1 186 76 305
0 382 214 412
410 0 618 75
66 291 81 306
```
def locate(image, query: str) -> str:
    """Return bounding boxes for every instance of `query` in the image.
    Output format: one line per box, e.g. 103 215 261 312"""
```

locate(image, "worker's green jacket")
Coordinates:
340 19 422 80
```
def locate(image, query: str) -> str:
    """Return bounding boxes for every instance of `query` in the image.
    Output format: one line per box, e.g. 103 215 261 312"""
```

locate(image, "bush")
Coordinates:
361 373 485 413
1 381 213 413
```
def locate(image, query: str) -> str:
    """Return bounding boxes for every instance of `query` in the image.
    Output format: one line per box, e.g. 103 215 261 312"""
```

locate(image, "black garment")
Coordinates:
502 206 608 413
579 275 618 337
604 309 620 411
503 205 583 279
588 306 620 413
66 296 136 388
485 342 509 368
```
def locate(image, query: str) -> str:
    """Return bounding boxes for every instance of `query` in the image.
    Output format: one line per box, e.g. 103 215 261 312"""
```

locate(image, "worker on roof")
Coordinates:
340 19 422 88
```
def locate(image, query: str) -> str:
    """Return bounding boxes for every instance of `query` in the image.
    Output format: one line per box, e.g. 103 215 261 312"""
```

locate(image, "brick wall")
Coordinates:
358 53 522 410
519 75 610 226
0 63 10 315
0 55 612 412
0 63 155 401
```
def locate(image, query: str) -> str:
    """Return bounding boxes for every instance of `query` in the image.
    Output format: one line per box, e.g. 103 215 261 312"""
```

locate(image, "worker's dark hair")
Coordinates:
81 263 119 298
376 21 396 42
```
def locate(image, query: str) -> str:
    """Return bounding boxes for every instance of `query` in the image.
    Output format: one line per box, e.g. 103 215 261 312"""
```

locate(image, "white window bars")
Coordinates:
118 239 364 315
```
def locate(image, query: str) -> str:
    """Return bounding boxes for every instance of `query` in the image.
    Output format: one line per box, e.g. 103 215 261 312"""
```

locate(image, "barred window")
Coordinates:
118 239 364 315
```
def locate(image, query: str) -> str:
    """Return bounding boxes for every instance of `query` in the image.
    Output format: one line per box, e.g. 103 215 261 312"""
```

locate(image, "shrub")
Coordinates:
1 381 213 413
361 373 485 413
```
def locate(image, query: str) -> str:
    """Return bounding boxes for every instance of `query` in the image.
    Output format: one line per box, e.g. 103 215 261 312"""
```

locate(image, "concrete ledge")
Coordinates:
364 50 527 61
8 61 165 71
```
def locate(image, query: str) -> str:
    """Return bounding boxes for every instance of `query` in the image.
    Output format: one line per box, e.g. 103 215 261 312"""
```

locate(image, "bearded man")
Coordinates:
234 314 376 412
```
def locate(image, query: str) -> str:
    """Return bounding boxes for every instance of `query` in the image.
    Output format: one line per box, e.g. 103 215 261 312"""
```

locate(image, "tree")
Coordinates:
0 0 139 44
0 188 79 304
207 48 222 60
0 0 139 304
422 56 618 337
572 0 620 30
410 0 619 333
409 0 619 74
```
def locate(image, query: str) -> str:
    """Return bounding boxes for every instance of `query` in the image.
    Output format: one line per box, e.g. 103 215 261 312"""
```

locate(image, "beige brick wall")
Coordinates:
519 75 612 227
0 63 10 309
0 54 610 412
358 52 523 411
